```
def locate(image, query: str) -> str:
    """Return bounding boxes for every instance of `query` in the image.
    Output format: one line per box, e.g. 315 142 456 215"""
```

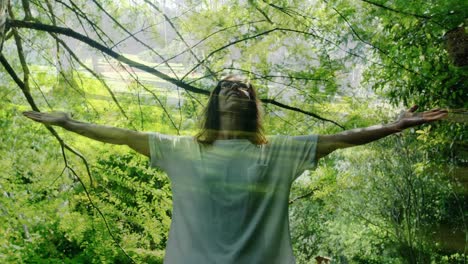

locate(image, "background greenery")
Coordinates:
1 0 466 263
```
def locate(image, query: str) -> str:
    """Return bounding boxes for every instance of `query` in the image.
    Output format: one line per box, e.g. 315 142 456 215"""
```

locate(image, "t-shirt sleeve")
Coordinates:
148 132 178 170
291 135 318 173
274 135 318 182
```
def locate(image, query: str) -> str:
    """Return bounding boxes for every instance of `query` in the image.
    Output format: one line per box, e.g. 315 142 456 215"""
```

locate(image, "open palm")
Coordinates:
397 106 447 129
23 111 71 126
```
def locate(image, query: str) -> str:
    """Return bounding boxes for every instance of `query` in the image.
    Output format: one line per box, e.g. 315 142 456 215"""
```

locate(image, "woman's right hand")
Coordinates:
23 111 72 126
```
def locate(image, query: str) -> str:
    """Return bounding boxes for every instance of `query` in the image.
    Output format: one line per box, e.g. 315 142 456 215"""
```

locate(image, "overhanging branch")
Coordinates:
359 0 432 20
262 99 345 129
6 19 210 95
7 19 344 129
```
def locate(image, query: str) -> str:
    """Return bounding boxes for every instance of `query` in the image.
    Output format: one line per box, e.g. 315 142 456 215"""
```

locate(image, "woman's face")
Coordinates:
217 80 253 114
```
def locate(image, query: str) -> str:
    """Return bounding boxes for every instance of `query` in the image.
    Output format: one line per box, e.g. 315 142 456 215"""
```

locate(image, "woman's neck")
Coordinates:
218 112 250 139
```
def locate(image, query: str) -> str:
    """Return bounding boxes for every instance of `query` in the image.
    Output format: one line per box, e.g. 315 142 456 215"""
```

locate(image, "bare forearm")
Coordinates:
61 119 135 145
330 122 401 148
315 107 447 159
23 111 150 156
317 122 401 158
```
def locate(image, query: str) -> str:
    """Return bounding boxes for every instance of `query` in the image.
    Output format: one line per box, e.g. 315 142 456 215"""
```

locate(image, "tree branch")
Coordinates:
89 0 180 79
142 0 218 80
324 1 425 78
7 19 344 128
0 0 8 52
262 98 344 129
359 0 432 20
289 187 320 204
52 34 136 128
21 0 33 20
248 0 274 24
222 67 331 82
6 19 211 94
181 28 280 80
154 20 268 68
55 0 115 45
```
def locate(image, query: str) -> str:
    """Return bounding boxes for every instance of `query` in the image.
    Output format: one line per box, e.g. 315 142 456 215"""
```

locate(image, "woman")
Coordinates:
23 76 447 263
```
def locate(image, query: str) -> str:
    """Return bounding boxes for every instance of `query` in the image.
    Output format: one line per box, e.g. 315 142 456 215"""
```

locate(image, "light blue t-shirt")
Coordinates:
149 133 318 264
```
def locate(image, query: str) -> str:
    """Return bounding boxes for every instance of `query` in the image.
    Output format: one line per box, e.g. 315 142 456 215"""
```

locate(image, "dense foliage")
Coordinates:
1 0 466 263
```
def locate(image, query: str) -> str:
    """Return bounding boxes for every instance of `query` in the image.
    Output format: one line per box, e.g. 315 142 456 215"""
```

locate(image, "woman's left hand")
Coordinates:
396 105 448 130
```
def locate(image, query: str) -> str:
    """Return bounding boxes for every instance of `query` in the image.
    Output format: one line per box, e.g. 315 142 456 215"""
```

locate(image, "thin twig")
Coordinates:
289 187 320 204
143 0 218 80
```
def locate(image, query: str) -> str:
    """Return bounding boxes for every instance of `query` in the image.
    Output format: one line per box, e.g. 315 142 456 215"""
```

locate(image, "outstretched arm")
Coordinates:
316 106 447 159
23 111 150 157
